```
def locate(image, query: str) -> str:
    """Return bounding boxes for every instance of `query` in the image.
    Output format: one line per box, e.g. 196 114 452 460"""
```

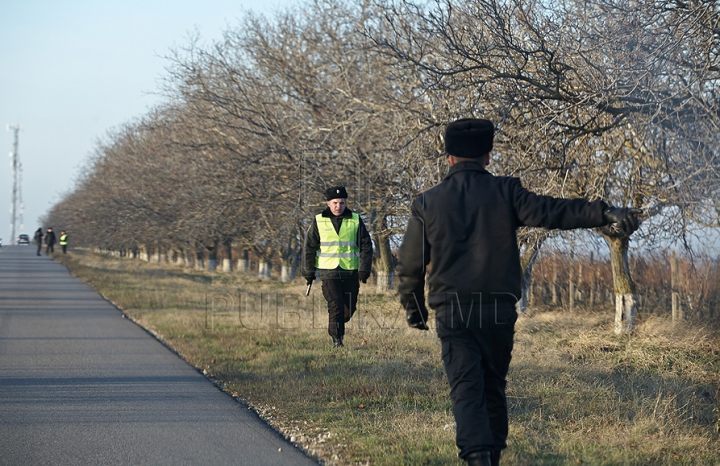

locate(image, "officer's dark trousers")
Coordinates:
321 278 359 338
436 301 518 461
46 244 54 254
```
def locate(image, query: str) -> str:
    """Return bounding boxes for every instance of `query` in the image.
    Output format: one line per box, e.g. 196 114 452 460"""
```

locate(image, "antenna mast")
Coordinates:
7 124 23 245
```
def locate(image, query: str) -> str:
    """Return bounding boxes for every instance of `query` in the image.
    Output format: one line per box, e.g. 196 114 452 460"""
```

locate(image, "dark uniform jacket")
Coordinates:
303 207 373 280
45 230 57 245
397 161 609 313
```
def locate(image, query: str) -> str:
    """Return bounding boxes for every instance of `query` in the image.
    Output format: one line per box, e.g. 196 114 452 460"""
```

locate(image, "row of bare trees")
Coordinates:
44 0 720 333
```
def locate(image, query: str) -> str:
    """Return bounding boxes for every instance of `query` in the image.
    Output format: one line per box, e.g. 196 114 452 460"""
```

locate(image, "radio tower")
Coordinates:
7 124 23 245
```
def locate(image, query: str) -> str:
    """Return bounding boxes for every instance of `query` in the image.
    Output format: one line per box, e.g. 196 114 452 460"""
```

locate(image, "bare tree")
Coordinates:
369 0 720 332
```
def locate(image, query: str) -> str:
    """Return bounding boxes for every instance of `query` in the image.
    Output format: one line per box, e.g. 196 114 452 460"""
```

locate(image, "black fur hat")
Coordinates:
325 186 348 200
444 118 494 158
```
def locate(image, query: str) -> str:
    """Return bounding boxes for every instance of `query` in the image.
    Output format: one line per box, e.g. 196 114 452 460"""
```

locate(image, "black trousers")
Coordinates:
321 278 359 338
436 301 518 460
46 243 54 254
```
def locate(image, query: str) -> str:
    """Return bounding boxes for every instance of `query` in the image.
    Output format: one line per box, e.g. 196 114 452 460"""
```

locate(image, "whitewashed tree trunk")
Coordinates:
222 258 232 272
374 228 394 293
258 260 271 278
207 242 218 271
606 235 637 335
222 241 233 272
195 250 205 270
237 249 249 272
615 293 637 335
518 235 544 314
181 248 190 267
281 263 292 282
376 270 391 293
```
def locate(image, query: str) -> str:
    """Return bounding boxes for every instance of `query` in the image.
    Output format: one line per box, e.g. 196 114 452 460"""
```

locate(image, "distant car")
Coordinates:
17 234 30 245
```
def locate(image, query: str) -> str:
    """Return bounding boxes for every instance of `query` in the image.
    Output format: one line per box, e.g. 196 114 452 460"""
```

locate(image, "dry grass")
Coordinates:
55 251 720 465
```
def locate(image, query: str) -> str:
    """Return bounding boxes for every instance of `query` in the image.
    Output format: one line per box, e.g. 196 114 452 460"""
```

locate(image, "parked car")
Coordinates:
17 234 30 245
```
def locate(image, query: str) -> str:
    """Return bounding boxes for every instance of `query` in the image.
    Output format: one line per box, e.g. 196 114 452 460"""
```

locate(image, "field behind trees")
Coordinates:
54 250 720 465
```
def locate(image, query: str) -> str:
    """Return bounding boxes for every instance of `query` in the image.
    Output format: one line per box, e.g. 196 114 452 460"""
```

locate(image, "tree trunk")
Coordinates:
279 233 300 282
258 260 271 278
374 231 394 293
281 262 292 282
195 248 205 270
671 250 683 322
222 240 233 272
606 235 637 334
237 249 249 272
589 252 596 306
207 243 218 271
551 261 559 305
518 234 545 313
577 262 583 303
569 251 575 311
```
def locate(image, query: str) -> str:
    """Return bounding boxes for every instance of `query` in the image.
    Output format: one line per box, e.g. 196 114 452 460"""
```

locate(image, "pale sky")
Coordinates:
0 0 291 243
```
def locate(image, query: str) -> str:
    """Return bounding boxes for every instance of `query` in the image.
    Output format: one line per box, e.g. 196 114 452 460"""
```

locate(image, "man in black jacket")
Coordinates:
397 119 639 466
303 186 373 347
34 228 43 256
45 227 57 254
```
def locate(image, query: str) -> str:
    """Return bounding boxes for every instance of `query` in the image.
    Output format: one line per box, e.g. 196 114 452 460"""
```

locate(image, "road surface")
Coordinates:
0 245 318 465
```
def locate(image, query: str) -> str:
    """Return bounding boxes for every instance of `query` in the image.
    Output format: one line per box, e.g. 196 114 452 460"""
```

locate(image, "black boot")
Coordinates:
331 336 343 347
465 451 492 466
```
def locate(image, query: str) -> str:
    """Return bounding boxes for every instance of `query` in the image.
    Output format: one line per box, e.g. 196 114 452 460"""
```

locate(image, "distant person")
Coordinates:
45 228 56 254
397 118 640 466
34 228 44 256
59 230 69 254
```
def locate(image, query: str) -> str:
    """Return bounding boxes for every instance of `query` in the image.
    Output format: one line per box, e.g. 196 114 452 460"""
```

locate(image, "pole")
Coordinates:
7 125 22 245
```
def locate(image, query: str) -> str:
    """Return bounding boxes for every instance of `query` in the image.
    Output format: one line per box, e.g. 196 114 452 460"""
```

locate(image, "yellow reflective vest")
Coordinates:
59 234 68 246
315 213 360 270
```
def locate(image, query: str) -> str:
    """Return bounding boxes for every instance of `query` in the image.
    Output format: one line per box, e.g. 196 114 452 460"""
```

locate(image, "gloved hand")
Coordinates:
304 275 315 286
603 206 641 236
358 271 370 284
407 307 429 330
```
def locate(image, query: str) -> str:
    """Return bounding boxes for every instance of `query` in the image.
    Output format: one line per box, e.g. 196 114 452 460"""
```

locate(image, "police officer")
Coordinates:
397 118 640 465
303 186 373 347
59 230 69 254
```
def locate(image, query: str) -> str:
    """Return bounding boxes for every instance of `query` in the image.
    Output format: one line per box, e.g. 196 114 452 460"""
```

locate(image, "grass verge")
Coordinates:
55 250 720 465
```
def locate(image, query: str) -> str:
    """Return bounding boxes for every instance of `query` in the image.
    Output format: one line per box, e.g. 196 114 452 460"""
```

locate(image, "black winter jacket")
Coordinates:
45 230 57 245
397 161 609 312
303 207 373 280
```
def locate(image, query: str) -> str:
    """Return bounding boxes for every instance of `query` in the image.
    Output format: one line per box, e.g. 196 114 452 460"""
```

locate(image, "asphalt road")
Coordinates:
0 246 318 466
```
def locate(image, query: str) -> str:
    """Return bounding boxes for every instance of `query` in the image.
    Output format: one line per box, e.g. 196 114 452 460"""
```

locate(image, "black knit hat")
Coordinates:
325 186 348 200
444 118 494 158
